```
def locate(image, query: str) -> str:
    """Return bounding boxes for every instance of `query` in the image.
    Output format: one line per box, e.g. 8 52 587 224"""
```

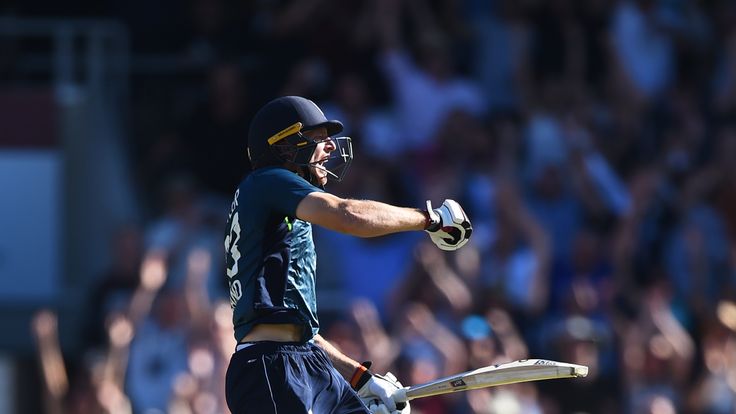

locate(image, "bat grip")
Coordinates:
394 387 409 404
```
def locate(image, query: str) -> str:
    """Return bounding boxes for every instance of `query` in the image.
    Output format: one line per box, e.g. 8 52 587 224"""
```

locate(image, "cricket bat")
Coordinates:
394 359 588 401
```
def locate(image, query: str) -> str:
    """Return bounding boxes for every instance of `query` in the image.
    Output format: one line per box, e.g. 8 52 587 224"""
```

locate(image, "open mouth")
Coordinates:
314 158 328 169
310 155 342 180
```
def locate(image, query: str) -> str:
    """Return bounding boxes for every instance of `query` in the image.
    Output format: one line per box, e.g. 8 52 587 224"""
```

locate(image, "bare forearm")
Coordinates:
313 334 361 380
336 199 426 237
297 192 427 237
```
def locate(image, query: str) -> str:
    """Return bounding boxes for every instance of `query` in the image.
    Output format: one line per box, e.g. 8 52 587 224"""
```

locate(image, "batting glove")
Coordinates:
424 199 472 251
352 363 410 414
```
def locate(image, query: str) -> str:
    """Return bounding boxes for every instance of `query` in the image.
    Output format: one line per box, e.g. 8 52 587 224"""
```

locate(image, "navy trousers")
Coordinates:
225 341 371 414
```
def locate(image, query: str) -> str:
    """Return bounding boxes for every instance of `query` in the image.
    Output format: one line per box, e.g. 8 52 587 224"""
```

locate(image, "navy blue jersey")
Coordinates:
225 167 323 342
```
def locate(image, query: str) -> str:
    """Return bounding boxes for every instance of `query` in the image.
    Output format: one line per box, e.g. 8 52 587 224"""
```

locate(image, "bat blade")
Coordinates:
398 359 588 401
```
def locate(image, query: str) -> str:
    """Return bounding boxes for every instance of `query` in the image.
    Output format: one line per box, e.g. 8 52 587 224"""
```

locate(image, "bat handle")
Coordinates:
394 387 409 405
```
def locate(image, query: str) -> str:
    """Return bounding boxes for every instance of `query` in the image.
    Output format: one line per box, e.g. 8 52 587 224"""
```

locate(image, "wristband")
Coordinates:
423 201 441 232
350 361 373 389
420 209 433 231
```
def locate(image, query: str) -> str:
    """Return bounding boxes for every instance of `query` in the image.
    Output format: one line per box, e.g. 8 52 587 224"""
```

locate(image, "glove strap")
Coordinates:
350 361 373 390
420 209 432 231
423 200 441 232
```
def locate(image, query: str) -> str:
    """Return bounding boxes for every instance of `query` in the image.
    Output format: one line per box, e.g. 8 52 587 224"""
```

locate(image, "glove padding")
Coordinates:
357 372 410 414
425 199 472 251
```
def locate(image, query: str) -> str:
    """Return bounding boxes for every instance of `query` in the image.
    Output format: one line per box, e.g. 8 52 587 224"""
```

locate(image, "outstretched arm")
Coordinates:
298 191 472 251
296 191 427 237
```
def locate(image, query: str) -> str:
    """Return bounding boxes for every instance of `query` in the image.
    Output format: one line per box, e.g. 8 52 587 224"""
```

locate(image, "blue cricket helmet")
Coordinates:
248 96 342 166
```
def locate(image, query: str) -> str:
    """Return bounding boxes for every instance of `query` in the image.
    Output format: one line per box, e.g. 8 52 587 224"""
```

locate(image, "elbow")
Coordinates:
334 200 372 237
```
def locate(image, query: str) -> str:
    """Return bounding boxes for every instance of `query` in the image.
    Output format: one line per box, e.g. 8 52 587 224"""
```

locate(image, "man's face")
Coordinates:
304 127 334 186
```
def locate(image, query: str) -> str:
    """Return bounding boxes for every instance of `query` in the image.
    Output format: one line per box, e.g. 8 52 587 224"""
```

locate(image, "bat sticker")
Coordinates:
450 379 467 388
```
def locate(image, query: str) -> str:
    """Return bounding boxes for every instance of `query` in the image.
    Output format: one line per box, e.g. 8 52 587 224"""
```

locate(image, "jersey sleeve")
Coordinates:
255 168 323 217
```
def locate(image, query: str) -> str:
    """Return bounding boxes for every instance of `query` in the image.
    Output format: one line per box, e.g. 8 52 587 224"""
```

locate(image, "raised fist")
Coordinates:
424 199 472 251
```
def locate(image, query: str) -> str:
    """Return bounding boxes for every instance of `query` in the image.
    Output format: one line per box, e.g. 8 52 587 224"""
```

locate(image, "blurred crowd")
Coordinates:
21 0 736 413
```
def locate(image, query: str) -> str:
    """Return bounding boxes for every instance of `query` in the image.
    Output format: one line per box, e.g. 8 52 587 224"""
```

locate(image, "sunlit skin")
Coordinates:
303 127 335 187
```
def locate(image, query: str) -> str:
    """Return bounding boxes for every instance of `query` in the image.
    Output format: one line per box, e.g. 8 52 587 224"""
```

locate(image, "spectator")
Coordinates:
481 179 551 319
85 224 144 349
179 62 253 199
609 0 676 101
321 71 402 160
470 0 532 113
373 0 486 154
126 291 190 412
144 174 224 298
688 304 736 413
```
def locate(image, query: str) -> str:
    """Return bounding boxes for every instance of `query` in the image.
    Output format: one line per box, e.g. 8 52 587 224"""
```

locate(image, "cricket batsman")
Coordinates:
223 96 472 413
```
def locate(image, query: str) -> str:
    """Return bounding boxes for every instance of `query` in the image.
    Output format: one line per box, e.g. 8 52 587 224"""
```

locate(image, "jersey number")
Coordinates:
225 212 243 307
225 212 242 278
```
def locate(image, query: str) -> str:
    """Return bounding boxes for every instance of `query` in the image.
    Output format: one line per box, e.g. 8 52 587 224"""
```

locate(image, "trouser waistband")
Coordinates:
234 340 314 354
